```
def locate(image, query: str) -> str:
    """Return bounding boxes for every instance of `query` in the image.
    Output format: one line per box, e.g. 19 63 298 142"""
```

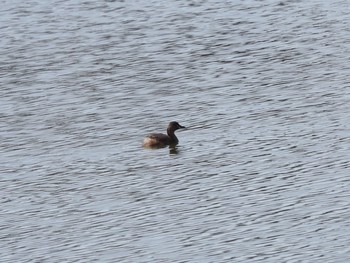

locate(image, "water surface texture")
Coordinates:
1 0 350 262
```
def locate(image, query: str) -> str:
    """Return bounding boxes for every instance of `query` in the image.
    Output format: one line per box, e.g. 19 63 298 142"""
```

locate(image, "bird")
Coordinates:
143 121 185 148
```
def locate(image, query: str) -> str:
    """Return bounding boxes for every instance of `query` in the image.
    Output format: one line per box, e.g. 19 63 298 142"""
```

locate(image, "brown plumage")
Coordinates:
143 121 185 148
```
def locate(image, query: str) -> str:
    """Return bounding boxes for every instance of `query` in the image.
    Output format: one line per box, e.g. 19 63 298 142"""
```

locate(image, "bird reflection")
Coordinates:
169 145 179 155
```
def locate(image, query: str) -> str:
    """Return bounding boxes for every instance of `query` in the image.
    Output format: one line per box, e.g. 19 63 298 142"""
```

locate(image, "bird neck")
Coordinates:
167 127 178 143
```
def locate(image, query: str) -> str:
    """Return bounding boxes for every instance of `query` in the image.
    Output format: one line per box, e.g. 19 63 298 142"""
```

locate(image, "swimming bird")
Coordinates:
143 121 185 148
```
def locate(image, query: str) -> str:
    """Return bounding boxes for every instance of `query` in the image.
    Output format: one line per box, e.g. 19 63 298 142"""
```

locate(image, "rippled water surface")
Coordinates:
1 0 350 262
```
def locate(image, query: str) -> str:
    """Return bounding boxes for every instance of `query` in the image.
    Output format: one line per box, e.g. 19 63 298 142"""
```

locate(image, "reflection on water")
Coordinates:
169 146 180 155
1 0 350 262
143 144 181 155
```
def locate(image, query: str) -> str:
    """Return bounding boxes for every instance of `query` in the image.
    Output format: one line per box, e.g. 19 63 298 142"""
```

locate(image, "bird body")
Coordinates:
143 121 185 148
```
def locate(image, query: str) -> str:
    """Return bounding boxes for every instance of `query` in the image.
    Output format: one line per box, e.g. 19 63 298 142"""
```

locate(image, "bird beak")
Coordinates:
179 125 185 129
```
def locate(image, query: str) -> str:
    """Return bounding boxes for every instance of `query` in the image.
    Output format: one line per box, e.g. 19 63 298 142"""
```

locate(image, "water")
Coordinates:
1 0 350 262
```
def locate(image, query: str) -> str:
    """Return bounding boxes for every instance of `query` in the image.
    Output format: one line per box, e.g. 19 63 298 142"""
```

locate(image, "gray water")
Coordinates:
1 0 350 262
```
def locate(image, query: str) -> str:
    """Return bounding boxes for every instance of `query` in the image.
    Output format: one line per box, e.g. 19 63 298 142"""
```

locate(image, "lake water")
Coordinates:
1 0 350 262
